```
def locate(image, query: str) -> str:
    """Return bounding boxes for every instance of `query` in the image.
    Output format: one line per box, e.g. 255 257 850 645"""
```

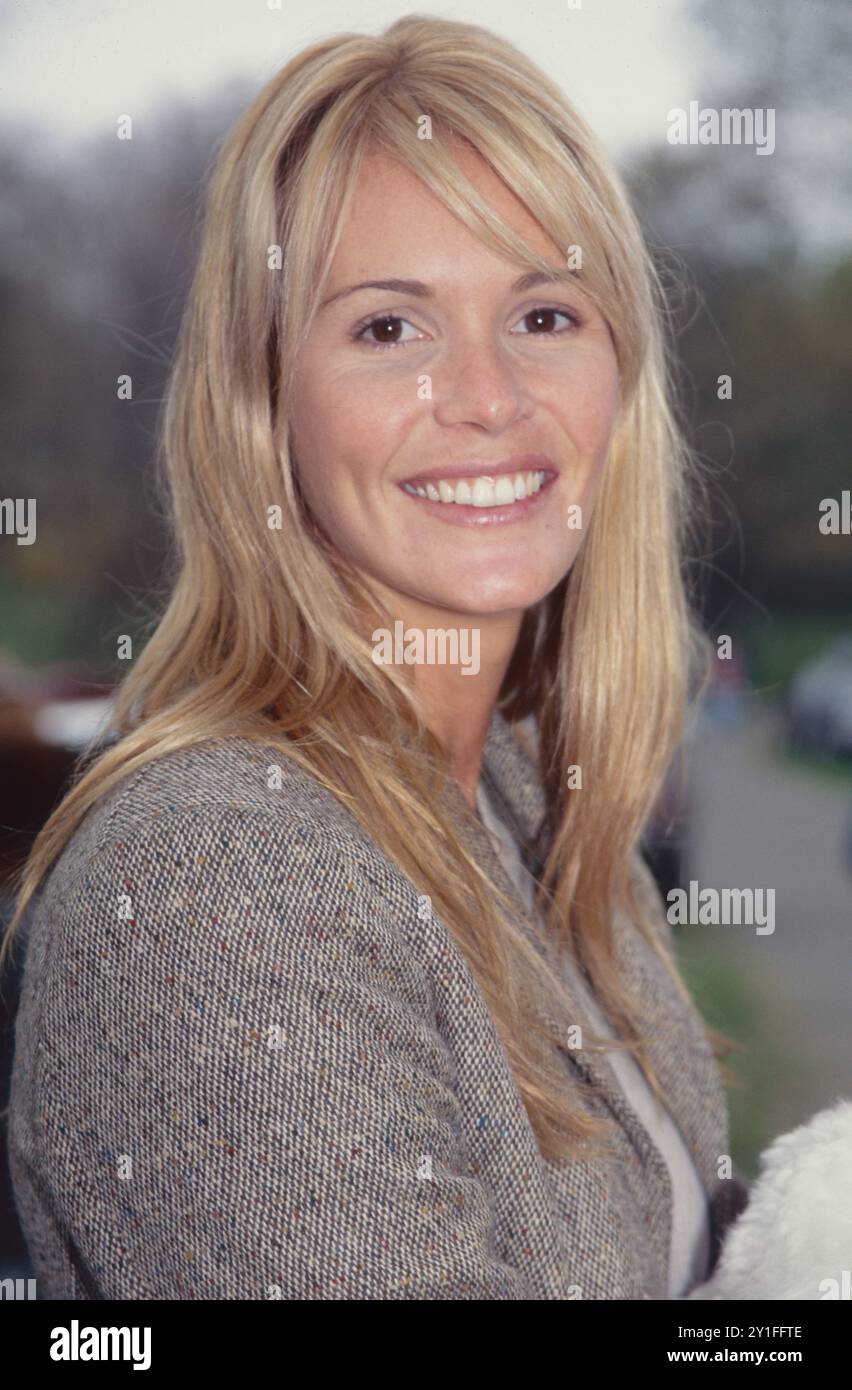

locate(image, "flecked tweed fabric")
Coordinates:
7 707 748 1300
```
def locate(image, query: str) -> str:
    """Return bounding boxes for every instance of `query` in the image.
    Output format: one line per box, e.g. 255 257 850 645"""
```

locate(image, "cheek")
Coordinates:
290 360 415 551
540 341 620 448
294 357 410 486
290 367 361 513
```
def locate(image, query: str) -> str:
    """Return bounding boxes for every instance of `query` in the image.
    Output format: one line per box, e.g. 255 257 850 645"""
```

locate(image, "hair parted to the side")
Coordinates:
0 14 737 1161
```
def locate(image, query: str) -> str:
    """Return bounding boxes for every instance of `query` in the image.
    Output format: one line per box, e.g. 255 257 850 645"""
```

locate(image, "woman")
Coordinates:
2 15 748 1300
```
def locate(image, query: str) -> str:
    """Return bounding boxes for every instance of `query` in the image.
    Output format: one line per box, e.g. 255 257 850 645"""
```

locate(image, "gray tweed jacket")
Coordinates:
7 707 747 1300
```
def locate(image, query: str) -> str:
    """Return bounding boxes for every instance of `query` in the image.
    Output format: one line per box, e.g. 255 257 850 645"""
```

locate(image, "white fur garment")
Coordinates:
688 1098 852 1300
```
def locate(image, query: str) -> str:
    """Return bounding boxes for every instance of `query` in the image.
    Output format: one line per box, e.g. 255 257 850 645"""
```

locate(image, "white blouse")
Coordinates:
475 778 711 1298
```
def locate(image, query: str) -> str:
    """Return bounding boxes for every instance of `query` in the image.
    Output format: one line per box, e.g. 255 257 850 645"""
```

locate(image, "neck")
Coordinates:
362 584 522 808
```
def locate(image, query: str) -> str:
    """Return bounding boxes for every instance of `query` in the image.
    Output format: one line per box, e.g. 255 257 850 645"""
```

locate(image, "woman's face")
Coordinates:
289 144 621 620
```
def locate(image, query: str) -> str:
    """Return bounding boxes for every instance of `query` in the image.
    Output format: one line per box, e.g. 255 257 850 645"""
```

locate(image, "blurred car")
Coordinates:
787 637 852 759
0 660 115 892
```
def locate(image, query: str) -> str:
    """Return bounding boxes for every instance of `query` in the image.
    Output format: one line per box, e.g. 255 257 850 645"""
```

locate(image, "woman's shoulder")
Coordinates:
35 734 403 920
106 732 353 834
14 733 441 1034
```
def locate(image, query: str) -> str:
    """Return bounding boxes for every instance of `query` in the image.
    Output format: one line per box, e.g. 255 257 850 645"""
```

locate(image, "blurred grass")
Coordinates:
0 575 138 673
774 742 852 790
673 927 814 1180
0 578 97 665
746 611 852 700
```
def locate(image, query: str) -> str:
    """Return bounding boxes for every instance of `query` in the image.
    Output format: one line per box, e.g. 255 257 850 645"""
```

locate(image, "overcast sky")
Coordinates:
0 0 709 159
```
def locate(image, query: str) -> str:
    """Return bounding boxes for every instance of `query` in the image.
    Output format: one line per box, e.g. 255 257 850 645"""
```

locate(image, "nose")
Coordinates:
432 334 533 433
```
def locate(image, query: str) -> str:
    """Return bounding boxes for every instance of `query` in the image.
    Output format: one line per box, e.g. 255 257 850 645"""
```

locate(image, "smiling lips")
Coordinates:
403 469 548 507
400 456 557 509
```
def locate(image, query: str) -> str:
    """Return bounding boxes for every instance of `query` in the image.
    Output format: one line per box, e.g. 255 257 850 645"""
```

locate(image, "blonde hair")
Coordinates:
1 14 734 1161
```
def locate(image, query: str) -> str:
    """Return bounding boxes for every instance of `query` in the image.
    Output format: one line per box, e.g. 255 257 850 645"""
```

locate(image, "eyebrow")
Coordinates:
319 268 580 310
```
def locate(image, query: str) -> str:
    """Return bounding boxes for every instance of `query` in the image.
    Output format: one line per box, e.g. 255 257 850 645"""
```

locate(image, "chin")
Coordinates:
422 576 557 617
467 563 568 609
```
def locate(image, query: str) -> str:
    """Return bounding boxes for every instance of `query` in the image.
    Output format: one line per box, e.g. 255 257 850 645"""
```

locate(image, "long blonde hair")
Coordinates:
1 14 732 1161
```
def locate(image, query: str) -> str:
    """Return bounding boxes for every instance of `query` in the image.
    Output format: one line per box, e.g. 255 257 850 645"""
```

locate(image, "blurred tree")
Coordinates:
0 87 252 673
624 0 852 637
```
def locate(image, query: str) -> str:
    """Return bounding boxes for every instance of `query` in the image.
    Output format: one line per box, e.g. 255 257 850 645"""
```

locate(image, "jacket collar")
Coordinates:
441 704 728 1275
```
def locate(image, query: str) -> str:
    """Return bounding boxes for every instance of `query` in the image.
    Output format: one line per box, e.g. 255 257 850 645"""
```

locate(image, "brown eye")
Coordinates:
526 309 558 332
511 306 580 336
355 314 421 348
368 315 404 343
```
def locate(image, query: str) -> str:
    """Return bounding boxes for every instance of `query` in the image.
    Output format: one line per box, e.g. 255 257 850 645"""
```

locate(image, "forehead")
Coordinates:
327 142 562 282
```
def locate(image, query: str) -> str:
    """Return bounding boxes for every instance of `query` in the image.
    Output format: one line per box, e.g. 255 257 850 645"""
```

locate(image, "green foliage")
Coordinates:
675 930 814 1178
745 612 852 698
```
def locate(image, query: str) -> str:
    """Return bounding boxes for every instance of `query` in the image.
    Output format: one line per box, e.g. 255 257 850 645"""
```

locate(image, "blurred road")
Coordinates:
687 702 852 1135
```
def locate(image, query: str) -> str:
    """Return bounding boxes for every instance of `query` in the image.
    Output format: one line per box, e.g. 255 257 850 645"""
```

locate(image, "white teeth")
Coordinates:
471 478 495 507
403 470 547 506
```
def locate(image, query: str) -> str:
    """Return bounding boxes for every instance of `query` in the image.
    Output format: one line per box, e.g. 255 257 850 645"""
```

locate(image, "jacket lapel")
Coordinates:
465 706 728 1250
441 707 636 1116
